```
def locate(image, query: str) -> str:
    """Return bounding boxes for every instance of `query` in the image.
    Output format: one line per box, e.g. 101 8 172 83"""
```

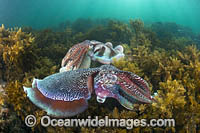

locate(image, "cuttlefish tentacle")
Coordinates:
24 67 99 117
94 65 153 110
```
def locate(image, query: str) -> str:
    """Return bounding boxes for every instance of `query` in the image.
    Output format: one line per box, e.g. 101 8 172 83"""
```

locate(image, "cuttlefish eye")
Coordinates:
94 72 119 103
103 73 118 83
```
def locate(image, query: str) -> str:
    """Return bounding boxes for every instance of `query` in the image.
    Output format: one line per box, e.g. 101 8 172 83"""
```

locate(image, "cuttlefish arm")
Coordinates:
23 68 99 117
94 65 153 110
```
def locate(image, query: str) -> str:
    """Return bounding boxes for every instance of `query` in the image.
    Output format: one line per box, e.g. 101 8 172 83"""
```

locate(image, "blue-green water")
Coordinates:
0 0 200 33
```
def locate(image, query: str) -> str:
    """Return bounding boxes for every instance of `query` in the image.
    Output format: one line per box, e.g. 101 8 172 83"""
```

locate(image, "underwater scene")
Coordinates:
0 0 200 132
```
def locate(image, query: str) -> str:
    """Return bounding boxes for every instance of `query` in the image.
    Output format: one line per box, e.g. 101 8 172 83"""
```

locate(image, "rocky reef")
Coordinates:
0 19 200 132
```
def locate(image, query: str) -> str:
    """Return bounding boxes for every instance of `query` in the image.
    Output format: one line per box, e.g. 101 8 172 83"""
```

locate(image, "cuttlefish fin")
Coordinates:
23 80 88 117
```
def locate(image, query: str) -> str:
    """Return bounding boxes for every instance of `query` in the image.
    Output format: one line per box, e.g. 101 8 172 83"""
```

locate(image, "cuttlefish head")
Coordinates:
94 65 153 110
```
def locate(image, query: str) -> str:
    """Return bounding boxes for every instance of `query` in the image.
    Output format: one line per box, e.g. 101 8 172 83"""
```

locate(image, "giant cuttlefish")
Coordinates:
60 40 124 72
23 65 153 117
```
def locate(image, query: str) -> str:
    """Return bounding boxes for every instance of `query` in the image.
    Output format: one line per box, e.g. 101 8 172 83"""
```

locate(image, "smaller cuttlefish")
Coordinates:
59 40 124 72
23 65 154 117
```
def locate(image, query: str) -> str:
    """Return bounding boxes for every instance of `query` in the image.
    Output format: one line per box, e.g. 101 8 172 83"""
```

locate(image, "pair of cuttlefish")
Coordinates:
23 40 154 117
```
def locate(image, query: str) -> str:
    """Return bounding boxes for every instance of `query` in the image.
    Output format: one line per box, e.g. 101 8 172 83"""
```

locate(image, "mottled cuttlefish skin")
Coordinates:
23 67 99 117
60 40 125 72
60 40 103 72
24 65 153 117
94 65 153 110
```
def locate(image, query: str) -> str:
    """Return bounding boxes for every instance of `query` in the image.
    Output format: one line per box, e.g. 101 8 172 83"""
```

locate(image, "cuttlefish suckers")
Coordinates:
24 65 154 117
